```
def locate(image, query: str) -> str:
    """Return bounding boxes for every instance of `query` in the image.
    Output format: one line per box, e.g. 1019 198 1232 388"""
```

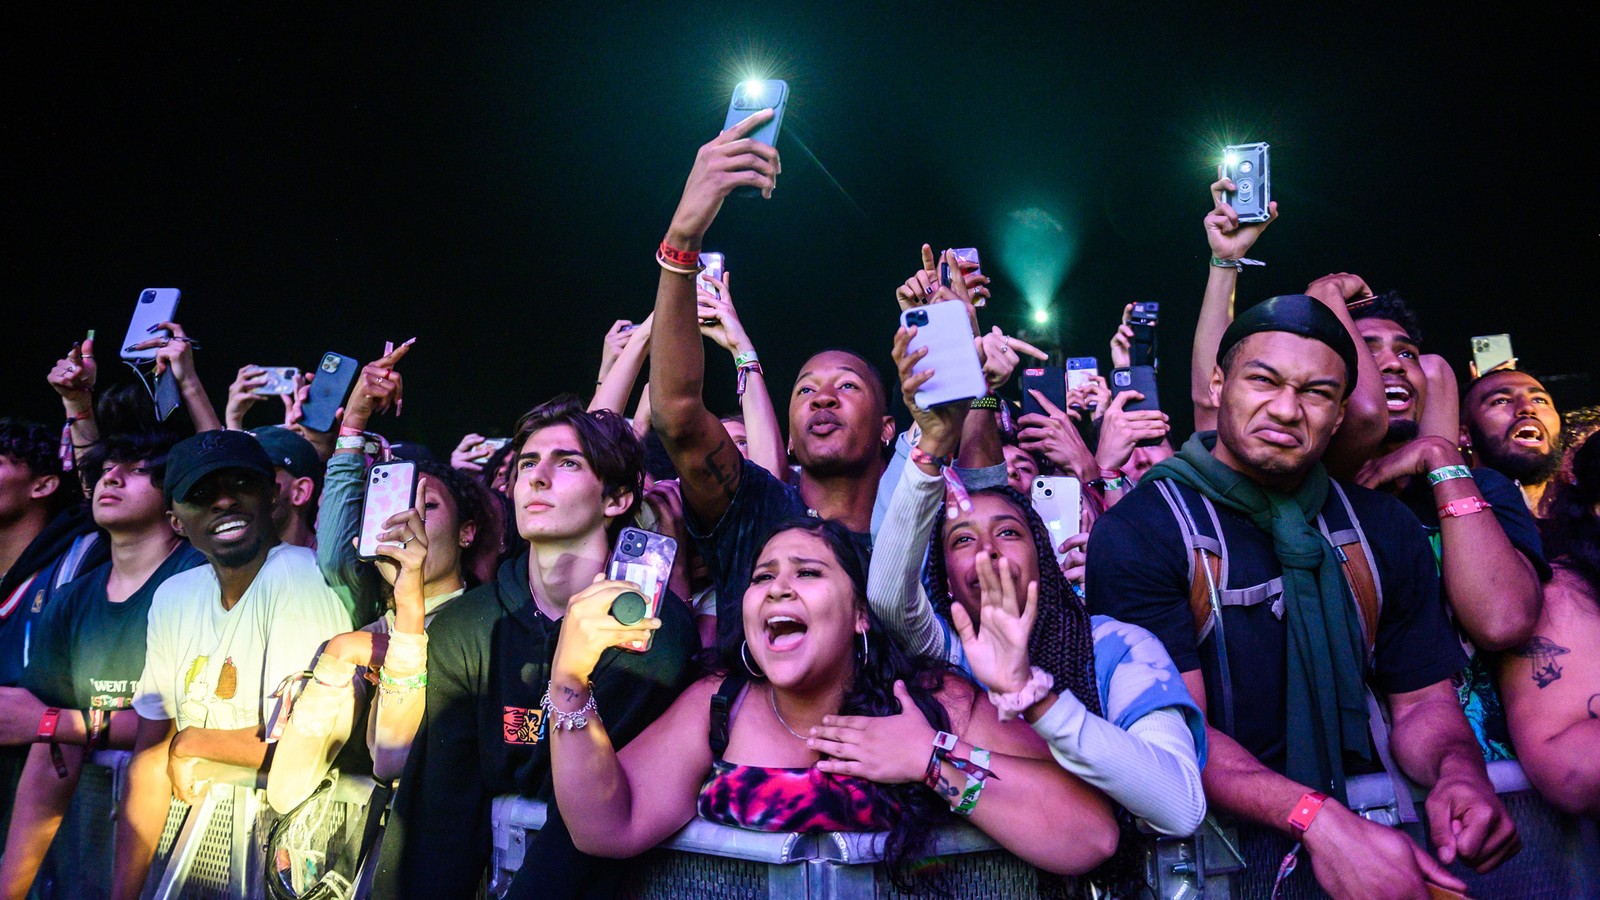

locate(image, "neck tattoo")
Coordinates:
769 684 810 742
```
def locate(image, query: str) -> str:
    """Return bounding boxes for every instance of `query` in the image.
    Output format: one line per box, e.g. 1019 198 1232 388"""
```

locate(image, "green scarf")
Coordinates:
1145 432 1371 801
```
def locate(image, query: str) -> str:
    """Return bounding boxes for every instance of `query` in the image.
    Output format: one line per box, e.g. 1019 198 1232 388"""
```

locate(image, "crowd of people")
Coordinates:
0 108 1595 899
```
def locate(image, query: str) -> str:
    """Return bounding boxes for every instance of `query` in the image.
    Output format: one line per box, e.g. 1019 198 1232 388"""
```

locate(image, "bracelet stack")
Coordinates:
542 682 600 731
734 350 763 397
657 240 703 276
923 730 996 816
1209 256 1266 271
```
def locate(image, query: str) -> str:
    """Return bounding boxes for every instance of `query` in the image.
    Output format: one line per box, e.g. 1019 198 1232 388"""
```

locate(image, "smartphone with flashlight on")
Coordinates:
607 527 678 653
724 80 788 197
1222 142 1271 223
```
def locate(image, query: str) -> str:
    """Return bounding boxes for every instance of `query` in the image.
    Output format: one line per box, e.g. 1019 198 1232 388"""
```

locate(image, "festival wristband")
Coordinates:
1287 790 1328 834
1426 464 1473 486
968 395 999 410
925 731 958 789
1209 256 1266 270
657 240 700 269
1439 496 1493 519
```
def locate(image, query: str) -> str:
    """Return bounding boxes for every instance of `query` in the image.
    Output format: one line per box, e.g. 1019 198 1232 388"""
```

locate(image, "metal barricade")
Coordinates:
488 796 1067 899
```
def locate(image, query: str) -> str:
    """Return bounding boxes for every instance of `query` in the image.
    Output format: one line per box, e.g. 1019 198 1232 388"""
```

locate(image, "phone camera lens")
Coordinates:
140 290 156 303
1239 161 1254 174
1044 488 1053 497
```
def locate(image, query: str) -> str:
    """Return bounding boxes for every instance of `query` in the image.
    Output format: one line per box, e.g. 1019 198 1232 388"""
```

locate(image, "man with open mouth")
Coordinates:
1461 368 1566 518
1349 294 1547 762
116 430 350 897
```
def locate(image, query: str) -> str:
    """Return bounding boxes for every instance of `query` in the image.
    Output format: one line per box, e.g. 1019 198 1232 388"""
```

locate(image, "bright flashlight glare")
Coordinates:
1223 152 1239 170
1032 309 1050 324
740 79 763 99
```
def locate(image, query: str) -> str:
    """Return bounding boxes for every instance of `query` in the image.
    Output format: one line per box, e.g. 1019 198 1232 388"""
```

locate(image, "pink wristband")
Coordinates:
986 666 1054 721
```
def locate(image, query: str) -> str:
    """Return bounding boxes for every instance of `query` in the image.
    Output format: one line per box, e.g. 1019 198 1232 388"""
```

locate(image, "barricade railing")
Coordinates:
31 751 1600 899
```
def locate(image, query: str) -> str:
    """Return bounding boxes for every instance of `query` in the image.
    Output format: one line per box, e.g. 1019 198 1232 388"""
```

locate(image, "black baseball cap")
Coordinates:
251 426 322 484
164 430 276 505
1217 294 1361 397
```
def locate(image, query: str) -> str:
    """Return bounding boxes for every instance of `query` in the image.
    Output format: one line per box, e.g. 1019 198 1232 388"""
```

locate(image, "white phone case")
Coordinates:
1031 476 1083 564
358 461 417 560
901 301 986 409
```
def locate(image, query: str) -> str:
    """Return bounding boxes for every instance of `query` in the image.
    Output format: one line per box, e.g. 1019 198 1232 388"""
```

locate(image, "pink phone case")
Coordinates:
358 462 417 560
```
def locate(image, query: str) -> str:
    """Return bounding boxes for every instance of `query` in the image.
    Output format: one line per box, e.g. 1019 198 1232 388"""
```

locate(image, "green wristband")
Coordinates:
1426 465 1473 486
377 670 428 690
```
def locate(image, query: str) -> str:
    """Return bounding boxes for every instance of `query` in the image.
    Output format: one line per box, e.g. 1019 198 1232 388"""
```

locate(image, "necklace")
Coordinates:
768 684 810 742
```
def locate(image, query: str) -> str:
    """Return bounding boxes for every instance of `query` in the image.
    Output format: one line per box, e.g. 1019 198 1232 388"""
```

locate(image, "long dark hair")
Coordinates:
925 485 1102 717
723 517 962 893
1544 431 1600 605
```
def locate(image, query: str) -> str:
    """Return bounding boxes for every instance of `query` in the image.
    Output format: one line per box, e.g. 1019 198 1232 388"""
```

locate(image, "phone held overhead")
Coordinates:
1221 142 1271 223
724 80 788 196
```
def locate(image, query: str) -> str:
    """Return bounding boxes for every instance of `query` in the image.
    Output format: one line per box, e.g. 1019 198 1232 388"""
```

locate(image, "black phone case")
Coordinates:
1111 366 1163 447
301 352 359 433
1021 367 1066 418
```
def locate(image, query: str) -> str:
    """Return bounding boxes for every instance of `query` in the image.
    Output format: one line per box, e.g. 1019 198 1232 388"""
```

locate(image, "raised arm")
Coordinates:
697 271 786 477
127 321 221 431
1193 176 1276 430
46 337 99 472
1302 274 1388 476
589 316 652 416
650 110 779 525
547 579 709 857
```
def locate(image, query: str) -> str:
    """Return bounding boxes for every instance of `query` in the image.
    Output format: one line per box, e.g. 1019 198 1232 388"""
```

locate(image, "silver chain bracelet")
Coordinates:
541 683 599 731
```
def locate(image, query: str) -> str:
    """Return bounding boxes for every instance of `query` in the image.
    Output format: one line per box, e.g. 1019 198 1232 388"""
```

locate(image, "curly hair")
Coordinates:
0 418 77 515
924 485 1102 717
718 517 964 895
416 460 500 588
1349 289 1424 345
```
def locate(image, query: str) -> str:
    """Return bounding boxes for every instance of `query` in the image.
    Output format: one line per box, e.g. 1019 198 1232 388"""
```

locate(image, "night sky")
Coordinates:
8 4 1597 449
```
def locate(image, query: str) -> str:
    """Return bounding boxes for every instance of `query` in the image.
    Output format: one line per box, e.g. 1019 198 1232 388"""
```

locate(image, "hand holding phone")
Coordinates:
120 288 181 362
300 352 361 433
1221 142 1271 223
669 106 782 243
1470 334 1515 377
358 461 419 561
607 527 678 653
252 367 300 396
1032 476 1084 565
900 301 987 409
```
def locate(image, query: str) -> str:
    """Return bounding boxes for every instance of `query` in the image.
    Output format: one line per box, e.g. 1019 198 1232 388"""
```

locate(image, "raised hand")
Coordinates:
697 272 752 354
343 339 415 431
666 109 781 247
47 338 97 412
950 553 1038 694
1016 389 1096 480
124 321 198 380
1095 390 1169 472
599 320 636 383
1110 305 1135 369
225 365 269 430
977 326 1047 393
451 433 491 472
1305 272 1374 310
371 475 430 632
551 575 661 691
892 325 967 459
1205 175 1279 261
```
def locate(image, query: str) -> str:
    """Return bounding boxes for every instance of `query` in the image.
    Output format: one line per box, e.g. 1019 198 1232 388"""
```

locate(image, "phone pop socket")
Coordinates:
609 591 648 626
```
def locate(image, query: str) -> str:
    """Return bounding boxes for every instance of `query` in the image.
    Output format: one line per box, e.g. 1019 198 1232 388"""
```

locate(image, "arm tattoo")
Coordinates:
702 439 738 500
1511 635 1571 688
559 685 581 702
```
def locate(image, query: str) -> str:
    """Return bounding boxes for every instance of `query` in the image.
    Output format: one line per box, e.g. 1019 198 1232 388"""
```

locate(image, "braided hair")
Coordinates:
925 485 1101 717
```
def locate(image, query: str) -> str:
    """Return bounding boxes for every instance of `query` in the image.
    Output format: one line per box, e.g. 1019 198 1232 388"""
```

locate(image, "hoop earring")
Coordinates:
740 641 765 679
858 631 870 661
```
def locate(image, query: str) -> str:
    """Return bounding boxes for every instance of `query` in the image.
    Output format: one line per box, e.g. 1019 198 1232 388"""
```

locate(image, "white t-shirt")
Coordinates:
133 544 351 732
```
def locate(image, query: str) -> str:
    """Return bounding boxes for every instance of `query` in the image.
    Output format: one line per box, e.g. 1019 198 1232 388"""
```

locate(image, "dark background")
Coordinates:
7 4 1597 449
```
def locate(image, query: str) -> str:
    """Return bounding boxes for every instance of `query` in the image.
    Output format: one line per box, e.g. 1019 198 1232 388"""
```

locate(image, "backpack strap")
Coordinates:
1155 481 1237 735
1316 482 1384 662
709 669 748 762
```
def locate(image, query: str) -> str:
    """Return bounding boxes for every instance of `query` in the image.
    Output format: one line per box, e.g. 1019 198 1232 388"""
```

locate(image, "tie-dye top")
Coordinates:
697 759 903 832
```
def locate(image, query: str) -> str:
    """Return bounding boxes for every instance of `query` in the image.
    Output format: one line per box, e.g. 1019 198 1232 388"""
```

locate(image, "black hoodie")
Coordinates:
0 505 106 687
374 552 699 898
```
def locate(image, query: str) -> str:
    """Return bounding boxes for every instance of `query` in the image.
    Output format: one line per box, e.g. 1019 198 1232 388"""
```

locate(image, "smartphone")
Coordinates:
153 372 181 422
697 252 726 299
1066 357 1099 392
607 527 678 653
477 437 511 457
1021 366 1066 418
120 288 181 362
1032 476 1083 565
724 80 788 197
357 461 417 561
1128 302 1159 368
1222 142 1271 223
300 352 359 433
948 248 984 308
1112 366 1163 446
252 367 300 396
901 301 987 409
1471 334 1515 375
